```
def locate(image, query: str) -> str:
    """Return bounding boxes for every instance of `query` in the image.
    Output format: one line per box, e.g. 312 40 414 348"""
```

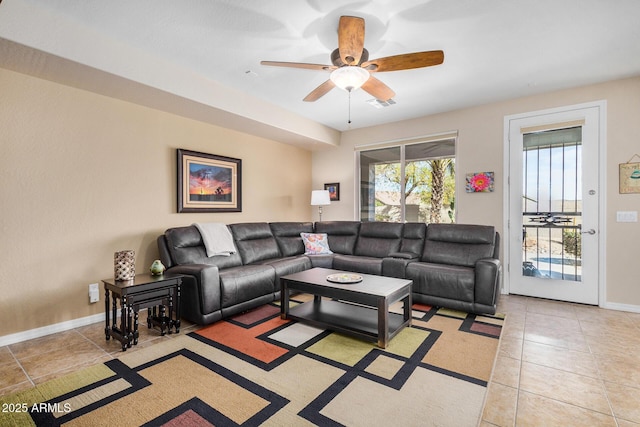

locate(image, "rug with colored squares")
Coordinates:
1 298 504 426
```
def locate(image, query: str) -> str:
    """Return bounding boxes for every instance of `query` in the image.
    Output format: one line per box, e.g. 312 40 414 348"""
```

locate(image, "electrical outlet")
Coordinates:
89 283 100 303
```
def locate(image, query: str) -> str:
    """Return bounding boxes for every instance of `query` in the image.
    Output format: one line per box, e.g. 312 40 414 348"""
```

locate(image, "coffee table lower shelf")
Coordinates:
287 299 407 346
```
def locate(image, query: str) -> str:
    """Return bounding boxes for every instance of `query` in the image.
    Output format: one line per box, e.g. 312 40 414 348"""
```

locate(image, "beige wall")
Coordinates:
0 68 312 337
313 76 640 308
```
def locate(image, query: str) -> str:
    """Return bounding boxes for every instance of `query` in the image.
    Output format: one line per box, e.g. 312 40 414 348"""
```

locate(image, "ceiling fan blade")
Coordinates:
260 61 336 71
303 80 336 102
338 16 365 65
362 50 444 72
361 76 395 101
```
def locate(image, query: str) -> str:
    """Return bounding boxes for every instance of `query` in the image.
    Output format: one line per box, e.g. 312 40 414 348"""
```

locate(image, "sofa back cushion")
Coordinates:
314 221 361 255
230 222 280 265
164 225 242 269
269 222 314 257
353 222 403 258
422 224 496 267
400 222 427 255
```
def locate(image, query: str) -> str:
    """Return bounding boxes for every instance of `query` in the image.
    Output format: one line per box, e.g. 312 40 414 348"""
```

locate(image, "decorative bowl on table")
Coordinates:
326 273 363 284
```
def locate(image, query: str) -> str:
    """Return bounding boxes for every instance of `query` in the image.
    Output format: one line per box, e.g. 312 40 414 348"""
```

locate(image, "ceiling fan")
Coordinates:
261 15 444 102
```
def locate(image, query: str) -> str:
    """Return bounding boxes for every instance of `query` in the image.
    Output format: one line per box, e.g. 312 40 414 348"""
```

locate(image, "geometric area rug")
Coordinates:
0 298 504 426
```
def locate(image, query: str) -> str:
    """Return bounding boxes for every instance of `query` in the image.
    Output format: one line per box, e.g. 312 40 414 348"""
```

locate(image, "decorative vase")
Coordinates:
114 250 136 281
149 259 166 276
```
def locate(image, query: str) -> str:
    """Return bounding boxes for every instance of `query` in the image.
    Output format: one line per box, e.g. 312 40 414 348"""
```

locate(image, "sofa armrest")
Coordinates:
382 255 418 279
388 252 420 260
166 264 221 316
474 258 501 307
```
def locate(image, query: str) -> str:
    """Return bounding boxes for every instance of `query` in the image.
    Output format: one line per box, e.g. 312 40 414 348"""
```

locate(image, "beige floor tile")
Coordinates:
519 362 611 415
522 340 599 378
0 347 16 366
525 300 578 320
498 337 523 360
499 294 531 308
0 361 30 390
574 304 634 322
516 391 617 427
9 330 89 360
18 339 107 379
490 355 521 388
605 381 640 424
579 317 640 339
595 352 640 389
501 324 525 341
524 311 582 333
585 333 640 359
524 321 589 352
482 382 517 427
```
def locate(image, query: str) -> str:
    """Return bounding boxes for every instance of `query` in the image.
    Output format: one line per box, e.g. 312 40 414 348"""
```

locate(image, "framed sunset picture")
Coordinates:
177 149 242 212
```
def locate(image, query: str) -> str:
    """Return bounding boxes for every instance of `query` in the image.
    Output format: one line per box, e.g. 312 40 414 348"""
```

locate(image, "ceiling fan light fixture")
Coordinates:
330 66 370 92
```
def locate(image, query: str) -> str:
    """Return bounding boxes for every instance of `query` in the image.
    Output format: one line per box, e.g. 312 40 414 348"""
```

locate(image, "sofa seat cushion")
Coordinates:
306 254 335 269
219 264 275 308
258 255 312 282
333 254 383 275
406 262 475 303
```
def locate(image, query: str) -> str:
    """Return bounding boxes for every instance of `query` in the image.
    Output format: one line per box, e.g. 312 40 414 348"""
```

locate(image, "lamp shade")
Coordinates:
310 190 331 206
330 66 370 92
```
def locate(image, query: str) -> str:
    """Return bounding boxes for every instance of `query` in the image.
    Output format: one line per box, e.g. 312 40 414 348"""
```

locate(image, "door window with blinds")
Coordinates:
357 137 456 223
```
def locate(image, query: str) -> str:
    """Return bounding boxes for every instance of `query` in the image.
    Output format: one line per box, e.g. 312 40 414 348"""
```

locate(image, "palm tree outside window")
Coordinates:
357 137 456 223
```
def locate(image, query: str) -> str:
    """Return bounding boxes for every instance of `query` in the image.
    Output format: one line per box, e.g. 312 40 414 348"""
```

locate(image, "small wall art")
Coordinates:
619 155 640 194
466 172 494 193
324 182 340 201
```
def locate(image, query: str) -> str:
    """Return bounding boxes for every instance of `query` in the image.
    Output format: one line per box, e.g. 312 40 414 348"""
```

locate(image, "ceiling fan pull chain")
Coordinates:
348 90 352 124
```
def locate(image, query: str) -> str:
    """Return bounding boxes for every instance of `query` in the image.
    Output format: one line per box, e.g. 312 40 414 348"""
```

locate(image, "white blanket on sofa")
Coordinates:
193 222 236 257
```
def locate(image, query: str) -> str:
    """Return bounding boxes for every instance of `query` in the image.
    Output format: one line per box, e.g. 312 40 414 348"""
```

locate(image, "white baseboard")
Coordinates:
0 312 105 347
601 301 640 314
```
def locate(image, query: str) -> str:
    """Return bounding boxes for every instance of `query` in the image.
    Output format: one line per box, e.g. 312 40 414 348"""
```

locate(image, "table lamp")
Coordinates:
311 190 331 221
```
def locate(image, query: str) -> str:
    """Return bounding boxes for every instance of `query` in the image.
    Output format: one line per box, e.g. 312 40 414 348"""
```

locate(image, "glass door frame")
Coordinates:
502 101 607 305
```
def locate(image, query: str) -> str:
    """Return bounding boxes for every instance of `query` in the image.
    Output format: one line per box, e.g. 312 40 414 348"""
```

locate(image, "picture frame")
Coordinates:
177 149 242 213
324 182 340 201
619 162 640 194
465 172 494 193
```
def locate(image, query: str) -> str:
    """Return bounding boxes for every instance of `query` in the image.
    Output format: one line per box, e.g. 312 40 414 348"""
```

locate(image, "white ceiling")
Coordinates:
1 0 640 148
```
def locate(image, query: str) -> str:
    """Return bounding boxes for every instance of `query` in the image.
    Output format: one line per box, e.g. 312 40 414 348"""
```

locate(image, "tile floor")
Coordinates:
482 294 640 426
1 295 639 426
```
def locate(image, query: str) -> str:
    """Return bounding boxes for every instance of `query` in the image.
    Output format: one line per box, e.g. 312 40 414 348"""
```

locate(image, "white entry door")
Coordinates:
505 103 604 305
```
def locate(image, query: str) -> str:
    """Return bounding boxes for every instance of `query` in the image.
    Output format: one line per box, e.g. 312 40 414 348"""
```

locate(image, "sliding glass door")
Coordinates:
358 138 455 223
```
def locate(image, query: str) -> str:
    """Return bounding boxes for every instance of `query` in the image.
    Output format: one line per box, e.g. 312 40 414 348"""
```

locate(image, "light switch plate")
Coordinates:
616 211 638 222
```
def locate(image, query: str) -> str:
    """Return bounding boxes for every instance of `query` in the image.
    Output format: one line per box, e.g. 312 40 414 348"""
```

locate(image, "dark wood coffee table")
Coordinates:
280 268 412 348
